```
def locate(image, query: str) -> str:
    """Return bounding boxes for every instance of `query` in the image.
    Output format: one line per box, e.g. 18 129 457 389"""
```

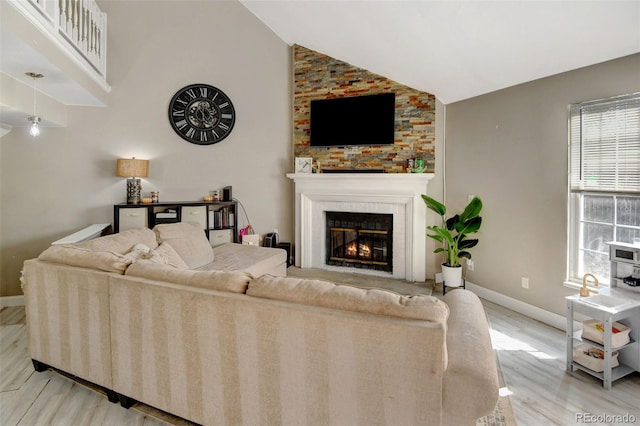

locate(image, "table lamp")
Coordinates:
116 157 149 204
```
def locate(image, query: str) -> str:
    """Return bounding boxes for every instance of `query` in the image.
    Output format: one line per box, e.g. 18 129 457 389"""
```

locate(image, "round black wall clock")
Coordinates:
168 84 236 145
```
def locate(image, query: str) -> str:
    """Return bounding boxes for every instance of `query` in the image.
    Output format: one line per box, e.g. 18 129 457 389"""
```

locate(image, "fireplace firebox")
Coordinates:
326 212 393 272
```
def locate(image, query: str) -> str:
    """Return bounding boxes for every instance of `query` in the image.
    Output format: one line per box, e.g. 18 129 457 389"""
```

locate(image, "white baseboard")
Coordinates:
466 281 569 332
0 295 25 307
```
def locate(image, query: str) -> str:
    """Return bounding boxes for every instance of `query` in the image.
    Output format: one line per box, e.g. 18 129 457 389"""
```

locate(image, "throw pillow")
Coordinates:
151 241 189 269
153 222 213 269
121 243 155 263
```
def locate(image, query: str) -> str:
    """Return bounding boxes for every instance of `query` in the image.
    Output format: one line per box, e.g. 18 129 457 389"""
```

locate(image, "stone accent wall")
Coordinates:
294 45 436 173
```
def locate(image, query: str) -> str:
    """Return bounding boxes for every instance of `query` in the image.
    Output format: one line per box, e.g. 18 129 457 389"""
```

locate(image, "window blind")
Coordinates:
570 93 640 194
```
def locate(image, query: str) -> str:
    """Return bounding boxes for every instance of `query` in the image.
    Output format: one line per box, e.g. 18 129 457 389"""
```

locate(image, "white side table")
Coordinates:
566 293 640 389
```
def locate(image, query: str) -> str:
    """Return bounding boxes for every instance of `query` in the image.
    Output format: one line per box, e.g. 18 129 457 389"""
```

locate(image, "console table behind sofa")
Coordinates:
114 201 237 246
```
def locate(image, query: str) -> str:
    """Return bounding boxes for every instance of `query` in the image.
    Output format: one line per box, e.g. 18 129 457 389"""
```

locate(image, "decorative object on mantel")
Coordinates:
295 157 313 173
422 195 483 287
408 157 426 173
25 71 44 137
116 157 149 204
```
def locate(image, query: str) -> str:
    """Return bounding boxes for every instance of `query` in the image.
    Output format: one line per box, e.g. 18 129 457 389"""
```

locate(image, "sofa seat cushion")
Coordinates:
153 222 213 269
125 260 251 293
247 275 449 322
38 228 159 274
204 243 287 277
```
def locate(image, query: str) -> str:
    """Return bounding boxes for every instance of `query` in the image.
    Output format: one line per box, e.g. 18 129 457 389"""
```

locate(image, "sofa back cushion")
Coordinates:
38 228 159 274
125 260 251 293
153 222 213 269
247 275 449 322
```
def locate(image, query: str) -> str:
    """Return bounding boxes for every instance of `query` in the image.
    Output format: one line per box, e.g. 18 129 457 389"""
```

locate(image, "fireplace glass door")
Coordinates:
326 212 392 272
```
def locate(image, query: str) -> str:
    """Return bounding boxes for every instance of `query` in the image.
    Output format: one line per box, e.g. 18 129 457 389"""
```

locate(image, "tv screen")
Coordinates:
310 93 395 147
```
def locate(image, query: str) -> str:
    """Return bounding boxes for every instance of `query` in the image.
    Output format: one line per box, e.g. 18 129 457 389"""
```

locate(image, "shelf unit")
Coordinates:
114 201 238 246
566 295 640 389
607 241 640 291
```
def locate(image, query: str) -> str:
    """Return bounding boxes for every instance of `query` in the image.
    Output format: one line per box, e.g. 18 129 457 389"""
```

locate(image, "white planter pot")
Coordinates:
442 263 463 287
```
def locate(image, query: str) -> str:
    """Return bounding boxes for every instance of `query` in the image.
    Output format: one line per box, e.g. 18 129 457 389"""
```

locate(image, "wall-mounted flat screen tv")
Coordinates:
310 93 395 147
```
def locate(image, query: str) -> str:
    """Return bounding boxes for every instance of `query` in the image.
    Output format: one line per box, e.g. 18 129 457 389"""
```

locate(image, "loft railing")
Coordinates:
10 0 107 81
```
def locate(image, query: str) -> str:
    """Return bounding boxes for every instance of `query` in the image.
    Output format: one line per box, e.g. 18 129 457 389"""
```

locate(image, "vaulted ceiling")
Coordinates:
1 0 638 125
240 1 640 104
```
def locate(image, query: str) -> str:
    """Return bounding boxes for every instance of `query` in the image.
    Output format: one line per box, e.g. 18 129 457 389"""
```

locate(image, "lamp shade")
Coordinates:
116 158 149 178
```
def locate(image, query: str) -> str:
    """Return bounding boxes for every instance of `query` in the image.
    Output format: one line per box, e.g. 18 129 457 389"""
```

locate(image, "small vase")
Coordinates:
442 263 463 287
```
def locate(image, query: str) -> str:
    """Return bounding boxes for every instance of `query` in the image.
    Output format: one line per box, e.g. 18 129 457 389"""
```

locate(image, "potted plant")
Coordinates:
421 195 483 287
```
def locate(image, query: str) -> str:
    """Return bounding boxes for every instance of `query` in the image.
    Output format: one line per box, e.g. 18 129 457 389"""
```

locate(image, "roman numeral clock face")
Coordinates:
168 84 236 145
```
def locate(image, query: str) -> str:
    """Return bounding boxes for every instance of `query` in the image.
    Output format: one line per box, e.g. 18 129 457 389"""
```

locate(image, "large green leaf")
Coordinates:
456 217 482 235
430 227 454 245
446 215 459 231
459 197 483 222
421 195 446 216
459 251 472 260
427 234 444 243
458 238 479 250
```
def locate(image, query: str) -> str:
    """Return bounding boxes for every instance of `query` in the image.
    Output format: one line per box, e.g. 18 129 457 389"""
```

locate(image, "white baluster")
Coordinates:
73 0 79 43
87 8 93 56
59 0 67 29
66 0 72 36
81 0 87 52
17 0 107 79
67 0 72 35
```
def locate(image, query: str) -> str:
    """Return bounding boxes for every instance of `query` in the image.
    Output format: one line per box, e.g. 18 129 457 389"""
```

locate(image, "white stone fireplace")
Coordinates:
286 173 434 282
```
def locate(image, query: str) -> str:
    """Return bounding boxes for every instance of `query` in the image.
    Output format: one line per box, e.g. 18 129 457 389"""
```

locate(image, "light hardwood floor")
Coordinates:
1 298 639 425
484 299 640 425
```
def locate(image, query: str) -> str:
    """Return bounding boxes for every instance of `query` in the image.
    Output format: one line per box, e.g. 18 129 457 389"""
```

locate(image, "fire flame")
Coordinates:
346 241 372 259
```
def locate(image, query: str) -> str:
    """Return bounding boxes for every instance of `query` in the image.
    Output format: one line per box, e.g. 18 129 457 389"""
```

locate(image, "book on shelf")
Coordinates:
156 209 177 219
212 207 235 229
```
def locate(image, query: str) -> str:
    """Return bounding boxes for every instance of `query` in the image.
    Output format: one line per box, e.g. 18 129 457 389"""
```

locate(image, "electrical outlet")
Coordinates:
467 259 474 271
468 194 475 202
521 277 529 289
435 272 443 283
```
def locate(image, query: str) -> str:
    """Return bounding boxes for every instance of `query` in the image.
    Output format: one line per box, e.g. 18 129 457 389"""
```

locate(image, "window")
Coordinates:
568 93 640 285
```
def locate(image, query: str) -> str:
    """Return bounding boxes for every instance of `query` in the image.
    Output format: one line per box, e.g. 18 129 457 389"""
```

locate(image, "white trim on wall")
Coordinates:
441 102 447 204
466 281 569 331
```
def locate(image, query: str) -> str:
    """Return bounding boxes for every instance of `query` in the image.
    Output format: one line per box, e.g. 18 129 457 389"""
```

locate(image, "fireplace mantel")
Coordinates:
286 172 433 185
286 172 435 281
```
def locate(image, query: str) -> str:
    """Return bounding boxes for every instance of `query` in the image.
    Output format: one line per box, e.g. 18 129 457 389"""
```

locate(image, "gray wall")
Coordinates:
0 1 292 297
445 53 640 316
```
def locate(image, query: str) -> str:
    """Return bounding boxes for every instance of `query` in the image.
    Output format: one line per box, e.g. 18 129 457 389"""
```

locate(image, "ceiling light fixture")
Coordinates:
25 72 44 137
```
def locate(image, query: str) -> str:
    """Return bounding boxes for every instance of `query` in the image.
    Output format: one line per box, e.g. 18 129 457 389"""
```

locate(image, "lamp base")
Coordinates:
126 178 142 204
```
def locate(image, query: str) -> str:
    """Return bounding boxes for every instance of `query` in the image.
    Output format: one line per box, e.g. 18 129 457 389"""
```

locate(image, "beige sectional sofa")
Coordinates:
21 223 499 426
